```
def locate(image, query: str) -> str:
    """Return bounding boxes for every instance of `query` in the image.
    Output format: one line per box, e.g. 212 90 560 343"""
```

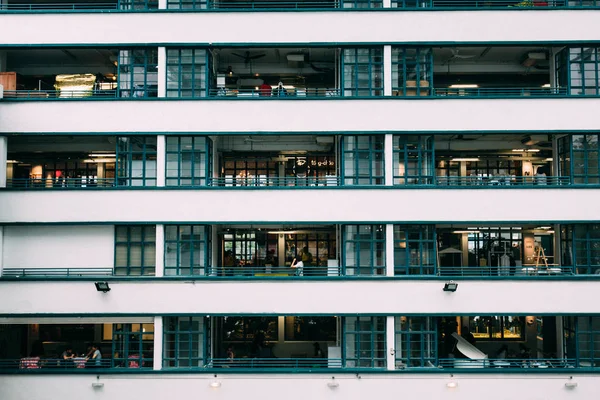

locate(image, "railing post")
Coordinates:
153 316 163 370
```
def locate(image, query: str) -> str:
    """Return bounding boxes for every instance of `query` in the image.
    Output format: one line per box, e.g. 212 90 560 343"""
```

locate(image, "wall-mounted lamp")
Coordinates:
91 382 104 388
94 282 111 293
443 281 458 292
327 377 339 389
446 381 458 389
210 380 222 389
565 377 577 389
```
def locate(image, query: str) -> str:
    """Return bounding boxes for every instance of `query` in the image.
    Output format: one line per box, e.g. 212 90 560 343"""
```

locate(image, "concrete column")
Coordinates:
383 45 392 96
155 224 165 277
386 316 395 370
385 224 395 277
0 136 7 188
383 0 391 9
384 133 394 186
0 226 4 277
156 135 166 187
158 0 167 8
153 316 163 371
157 47 167 98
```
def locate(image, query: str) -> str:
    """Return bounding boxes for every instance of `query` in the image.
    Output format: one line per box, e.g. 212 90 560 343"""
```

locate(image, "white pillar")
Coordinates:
0 136 7 188
386 316 395 370
385 224 394 277
383 0 391 8
157 47 167 98
156 135 166 187
155 224 165 277
383 45 392 96
384 133 394 186
153 316 163 371
0 226 4 277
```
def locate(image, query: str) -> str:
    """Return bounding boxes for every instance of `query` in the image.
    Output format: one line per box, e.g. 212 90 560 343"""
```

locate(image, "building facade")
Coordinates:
1 2 600 399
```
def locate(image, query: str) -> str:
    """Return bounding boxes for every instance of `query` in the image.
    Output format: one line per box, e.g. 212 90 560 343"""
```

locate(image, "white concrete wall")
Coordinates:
2 98 600 133
0 188 599 224
0 280 598 315
2 225 114 269
0 373 597 400
0 11 598 45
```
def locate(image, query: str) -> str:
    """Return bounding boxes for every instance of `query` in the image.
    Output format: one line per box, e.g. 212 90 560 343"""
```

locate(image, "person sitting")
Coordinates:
290 257 304 276
86 344 103 368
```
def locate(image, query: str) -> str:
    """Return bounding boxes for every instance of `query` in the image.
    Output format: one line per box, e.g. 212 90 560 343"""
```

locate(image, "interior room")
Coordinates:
1 0 157 9
435 224 559 276
0 323 154 369
215 225 339 276
212 316 338 366
431 46 552 95
211 0 339 8
210 47 338 96
434 134 555 185
5 135 117 188
213 135 337 186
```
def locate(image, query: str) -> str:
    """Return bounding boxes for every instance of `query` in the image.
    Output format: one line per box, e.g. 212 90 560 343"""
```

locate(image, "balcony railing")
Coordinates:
0 2 118 10
208 88 341 98
202 265 341 277
434 176 571 187
208 176 340 187
1 90 118 99
207 357 340 369
437 358 578 369
432 87 568 97
0 357 152 371
6 178 115 189
2 268 114 277
434 265 574 277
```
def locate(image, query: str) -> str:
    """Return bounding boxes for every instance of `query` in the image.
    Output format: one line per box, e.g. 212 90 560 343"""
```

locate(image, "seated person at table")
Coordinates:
86 344 103 367
62 346 75 361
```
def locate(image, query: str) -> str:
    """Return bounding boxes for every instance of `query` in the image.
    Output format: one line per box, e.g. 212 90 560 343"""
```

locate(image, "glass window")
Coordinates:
119 0 158 9
116 136 157 187
166 136 212 186
391 48 432 97
344 316 386 368
342 48 384 97
167 0 208 9
115 225 156 276
341 135 385 185
284 231 336 275
394 225 436 275
166 49 208 98
556 47 600 96
284 317 337 341
343 225 385 276
112 323 154 368
393 135 434 185
576 316 600 367
163 317 208 368
118 49 158 98
462 316 524 341
165 225 211 276
395 317 437 368
342 0 383 8
562 224 600 274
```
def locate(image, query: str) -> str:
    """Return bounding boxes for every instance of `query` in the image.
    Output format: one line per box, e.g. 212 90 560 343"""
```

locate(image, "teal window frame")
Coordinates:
562 224 600 274
112 323 154 368
343 224 385 276
341 135 385 185
555 47 600 96
391 47 433 97
115 225 156 276
166 136 212 186
342 0 383 8
572 134 600 184
164 225 211 276
391 0 431 7
342 48 384 97
393 225 436 275
163 316 210 368
118 0 159 9
166 49 209 98
558 135 572 182
118 49 158 98
116 136 157 187
393 135 434 185
343 316 386 368
394 317 437 368
575 316 600 367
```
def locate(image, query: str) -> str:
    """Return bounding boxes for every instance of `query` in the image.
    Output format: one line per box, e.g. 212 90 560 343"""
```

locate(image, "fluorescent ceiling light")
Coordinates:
451 158 480 162
448 84 479 88
453 230 480 234
541 83 551 88
6 160 20 163
88 154 116 157
512 149 525 152
545 158 553 161
526 149 540 153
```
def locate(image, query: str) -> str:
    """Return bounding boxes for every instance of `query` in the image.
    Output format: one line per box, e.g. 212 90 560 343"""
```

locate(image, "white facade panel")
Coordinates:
0 374 598 400
2 225 114 269
2 98 600 134
0 11 599 45
0 280 597 315
0 188 599 224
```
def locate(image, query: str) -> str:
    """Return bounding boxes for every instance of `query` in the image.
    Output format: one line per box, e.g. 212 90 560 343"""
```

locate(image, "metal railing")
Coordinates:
432 87 568 97
392 0 598 7
206 265 342 277
0 358 114 370
2 268 114 277
208 176 340 187
434 265 574 277
6 178 116 189
435 176 571 187
0 2 118 10
208 88 341 98
207 357 340 369
438 358 577 369
1 90 118 99
211 0 339 8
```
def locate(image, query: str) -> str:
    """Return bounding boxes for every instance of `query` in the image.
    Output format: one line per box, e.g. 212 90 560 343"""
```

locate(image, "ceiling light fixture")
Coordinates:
451 158 480 162
448 84 478 89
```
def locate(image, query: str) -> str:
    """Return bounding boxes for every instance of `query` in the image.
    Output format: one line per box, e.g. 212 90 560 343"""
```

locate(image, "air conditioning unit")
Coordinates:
287 54 305 62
